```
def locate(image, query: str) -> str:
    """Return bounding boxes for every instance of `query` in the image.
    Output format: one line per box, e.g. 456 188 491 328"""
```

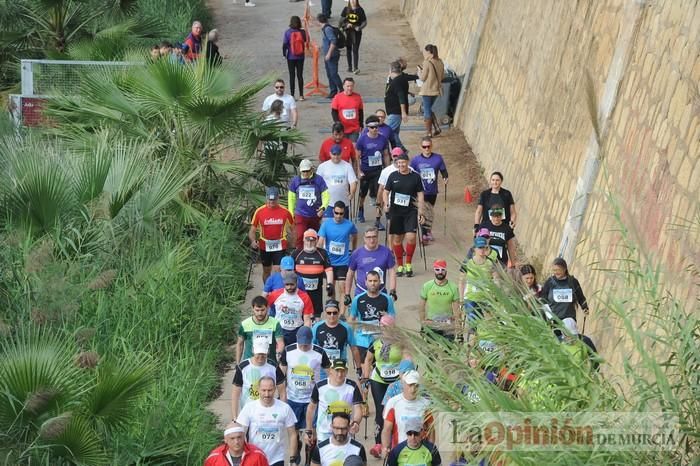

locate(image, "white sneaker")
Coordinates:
245 1 256 5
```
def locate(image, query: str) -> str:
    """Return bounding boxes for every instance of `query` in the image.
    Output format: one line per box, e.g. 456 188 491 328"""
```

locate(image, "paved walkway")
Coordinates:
206 0 480 463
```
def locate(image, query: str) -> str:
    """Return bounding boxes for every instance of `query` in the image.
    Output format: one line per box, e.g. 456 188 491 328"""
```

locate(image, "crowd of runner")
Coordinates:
200 4 598 466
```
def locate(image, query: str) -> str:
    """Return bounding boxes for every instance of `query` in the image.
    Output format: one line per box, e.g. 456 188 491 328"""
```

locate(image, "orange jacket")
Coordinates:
204 442 269 466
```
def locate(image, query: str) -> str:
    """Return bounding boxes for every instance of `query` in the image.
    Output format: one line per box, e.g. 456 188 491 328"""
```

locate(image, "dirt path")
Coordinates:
206 0 485 461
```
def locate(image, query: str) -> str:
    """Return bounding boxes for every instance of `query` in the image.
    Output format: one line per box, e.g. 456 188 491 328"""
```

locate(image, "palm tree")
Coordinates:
0 326 156 464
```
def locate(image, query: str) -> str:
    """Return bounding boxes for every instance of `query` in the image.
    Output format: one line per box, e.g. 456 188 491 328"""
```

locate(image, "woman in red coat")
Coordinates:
204 424 270 466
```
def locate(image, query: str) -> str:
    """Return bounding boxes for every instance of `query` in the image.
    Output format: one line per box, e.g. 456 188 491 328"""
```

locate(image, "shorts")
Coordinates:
422 95 438 119
307 287 324 318
260 249 285 267
347 131 360 142
287 399 309 429
388 210 418 235
332 265 349 281
359 170 381 199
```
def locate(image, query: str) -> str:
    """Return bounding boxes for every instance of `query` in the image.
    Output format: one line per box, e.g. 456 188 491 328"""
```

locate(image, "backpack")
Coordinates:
324 25 346 49
290 30 305 56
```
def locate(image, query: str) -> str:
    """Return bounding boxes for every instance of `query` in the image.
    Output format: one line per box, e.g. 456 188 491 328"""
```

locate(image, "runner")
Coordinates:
288 160 330 250
459 237 498 328
317 150 358 220
249 187 295 284
310 412 367 466
331 77 364 141
418 259 460 339
355 115 390 227
236 295 285 364
267 272 314 345
312 300 361 377
473 171 517 232
348 271 396 363
318 202 357 310
383 153 425 278
262 255 306 297
236 376 299 466
386 418 441 466
304 359 364 444
204 423 269 466
541 257 589 322
377 147 414 228
381 370 433 453
291 229 335 319
231 341 287 418
381 360 417 406
409 137 448 244
477 203 517 268
373 109 398 148
319 122 359 176
279 326 331 432
344 227 397 301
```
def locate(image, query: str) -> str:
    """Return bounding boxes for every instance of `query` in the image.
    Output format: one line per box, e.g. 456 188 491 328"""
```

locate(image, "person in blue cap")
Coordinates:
263 255 307 297
381 359 416 405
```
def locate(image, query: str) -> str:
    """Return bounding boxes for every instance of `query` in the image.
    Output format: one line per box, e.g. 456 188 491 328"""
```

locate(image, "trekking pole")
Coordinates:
443 184 448 238
384 217 390 246
417 223 427 270
246 246 258 290
582 314 587 335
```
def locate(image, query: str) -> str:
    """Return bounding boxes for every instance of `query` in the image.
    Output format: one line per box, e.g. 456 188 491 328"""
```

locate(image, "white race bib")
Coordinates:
368 151 382 167
491 244 503 258
553 288 573 303
291 373 311 390
255 425 280 443
394 193 410 207
329 241 346 255
302 277 319 291
298 185 316 200
380 364 399 379
342 109 356 119
279 310 301 329
265 239 282 252
420 168 435 182
330 175 346 186
324 348 341 360
253 329 273 346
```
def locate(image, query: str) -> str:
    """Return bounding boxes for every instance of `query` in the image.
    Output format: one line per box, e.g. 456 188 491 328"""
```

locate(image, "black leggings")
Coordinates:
287 58 305 98
369 379 389 444
345 29 362 71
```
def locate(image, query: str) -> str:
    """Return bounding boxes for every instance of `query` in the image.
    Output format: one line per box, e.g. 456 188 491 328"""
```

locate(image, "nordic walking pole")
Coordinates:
417 223 427 270
582 314 587 335
443 184 448 237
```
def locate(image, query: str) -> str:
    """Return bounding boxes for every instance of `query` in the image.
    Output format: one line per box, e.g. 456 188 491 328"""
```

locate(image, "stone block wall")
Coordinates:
401 0 699 348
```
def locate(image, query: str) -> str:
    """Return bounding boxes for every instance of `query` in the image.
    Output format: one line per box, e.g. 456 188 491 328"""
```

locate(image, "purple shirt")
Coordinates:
289 175 328 217
409 152 447 195
355 133 389 174
348 245 396 295
360 124 395 146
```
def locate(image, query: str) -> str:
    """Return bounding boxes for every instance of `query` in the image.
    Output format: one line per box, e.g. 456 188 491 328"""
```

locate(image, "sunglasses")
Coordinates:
275 85 285 89
406 431 421 437
333 211 345 215
421 145 431 149
326 311 339 315
367 126 379 129
301 169 311 173
433 268 446 273
305 237 317 241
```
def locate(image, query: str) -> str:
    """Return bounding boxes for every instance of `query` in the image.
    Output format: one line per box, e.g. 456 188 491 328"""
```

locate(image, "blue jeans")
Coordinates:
321 0 332 17
385 113 404 150
324 55 342 95
422 95 437 119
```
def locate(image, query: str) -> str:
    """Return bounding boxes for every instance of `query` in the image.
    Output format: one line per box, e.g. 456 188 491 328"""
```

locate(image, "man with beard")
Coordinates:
237 295 285 364
311 412 367 466
291 229 335 319
419 259 460 339
319 122 359 175
348 271 396 363
267 272 314 346
236 377 299 466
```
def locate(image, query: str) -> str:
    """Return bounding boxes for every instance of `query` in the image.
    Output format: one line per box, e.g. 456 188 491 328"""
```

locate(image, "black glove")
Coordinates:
290 454 301 465
344 294 352 306
356 368 363 380
473 223 480 236
326 283 335 297
389 289 398 301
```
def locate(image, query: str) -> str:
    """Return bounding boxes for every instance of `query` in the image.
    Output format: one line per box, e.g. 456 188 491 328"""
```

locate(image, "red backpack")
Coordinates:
290 30 305 56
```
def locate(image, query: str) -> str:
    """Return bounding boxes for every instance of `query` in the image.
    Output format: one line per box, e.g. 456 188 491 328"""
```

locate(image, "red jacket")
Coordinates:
204 442 269 466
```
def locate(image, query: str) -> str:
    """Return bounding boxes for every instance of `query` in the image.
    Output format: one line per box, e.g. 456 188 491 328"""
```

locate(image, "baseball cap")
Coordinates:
297 326 313 345
473 237 488 248
280 256 295 270
325 299 340 310
283 272 298 285
303 229 318 239
253 339 269 355
396 153 409 161
330 359 348 370
390 147 404 158
299 159 313 171
433 259 447 269
403 370 420 385
404 416 424 434
399 359 416 373
477 228 490 237
330 144 342 155
380 314 395 326
265 186 279 200
562 318 578 336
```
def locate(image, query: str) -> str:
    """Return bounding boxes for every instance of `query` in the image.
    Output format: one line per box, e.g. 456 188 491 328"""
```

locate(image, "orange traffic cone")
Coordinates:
464 187 473 203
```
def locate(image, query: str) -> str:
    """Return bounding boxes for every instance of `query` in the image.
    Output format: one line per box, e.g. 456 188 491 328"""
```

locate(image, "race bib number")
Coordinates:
360 319 380 335
553 288 573 303
302 277 319 291
253 329 273 346
279 311 301 329
265 239 282 252
329 241 346 255
324 348 341 360
491 245 503 258
368 151 382 167
342 108 356 120
298 186 316 200
291 373 311 390
420 168 435 182
380 364 399 379
330 175 346 186
394 193 410 207
255 425 280 443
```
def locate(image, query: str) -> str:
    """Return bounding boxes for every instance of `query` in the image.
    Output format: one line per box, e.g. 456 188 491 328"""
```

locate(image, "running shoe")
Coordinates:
347 67 353 73
375 219 385 231
370 444 382 459
421 234 430 245
357 207 365 223
396 265 405 277
405 263 414 277
353 68 360 75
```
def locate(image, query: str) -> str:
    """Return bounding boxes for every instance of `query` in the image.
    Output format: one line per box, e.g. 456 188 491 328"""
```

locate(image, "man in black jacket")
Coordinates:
384 60 417 151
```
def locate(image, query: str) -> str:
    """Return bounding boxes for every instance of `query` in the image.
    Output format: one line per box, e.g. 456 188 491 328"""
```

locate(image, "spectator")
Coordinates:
183 21 203 62
206 29 222 66
385 60 418 150
149 45 160 61
283 16 308 100
263 79 298 129
318 14 343 99
340 0 367 74
417 44 444 137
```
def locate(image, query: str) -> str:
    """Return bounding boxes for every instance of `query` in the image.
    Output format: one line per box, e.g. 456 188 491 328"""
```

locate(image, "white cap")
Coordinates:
562 318 578 336
299 159 313 171
403 370 420 385
253 340 270 355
